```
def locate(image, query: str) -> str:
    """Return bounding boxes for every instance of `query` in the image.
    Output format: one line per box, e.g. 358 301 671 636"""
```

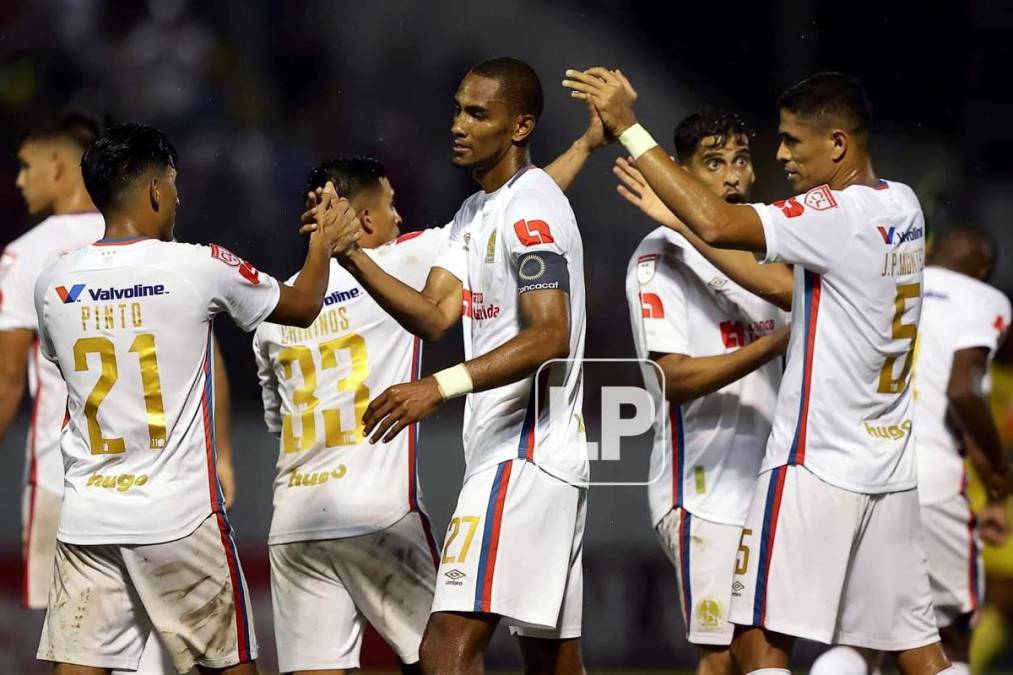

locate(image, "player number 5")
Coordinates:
878 282 920 394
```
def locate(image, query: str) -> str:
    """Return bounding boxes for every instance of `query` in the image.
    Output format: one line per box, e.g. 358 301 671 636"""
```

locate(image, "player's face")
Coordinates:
357 176 402 248
154 167 179 241
685 133 755 203
451 74 517 170
15 142 59 218
776 110 834 193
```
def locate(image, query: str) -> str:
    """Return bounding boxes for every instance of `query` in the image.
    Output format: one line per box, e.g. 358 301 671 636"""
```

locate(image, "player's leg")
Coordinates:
810 646 884 675
327 510 440 673
269 538 367 675
54 666 110 674
836 488 947 674
38 541 149 673
728 466 859 672
516 636 584 675
655 508 740 675
419 611 500 674
122 513 259 674
113 632 183 675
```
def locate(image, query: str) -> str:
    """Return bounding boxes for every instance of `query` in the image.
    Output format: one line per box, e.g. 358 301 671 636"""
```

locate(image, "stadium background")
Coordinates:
1 0 1011 672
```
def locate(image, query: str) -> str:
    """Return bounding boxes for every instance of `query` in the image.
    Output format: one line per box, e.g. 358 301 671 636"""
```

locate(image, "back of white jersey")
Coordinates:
627 228 783 527
35 238 279 545
0 213 104 495
434 167 588 484
914 266 1010 504
254 228 449 543
751 180 925 493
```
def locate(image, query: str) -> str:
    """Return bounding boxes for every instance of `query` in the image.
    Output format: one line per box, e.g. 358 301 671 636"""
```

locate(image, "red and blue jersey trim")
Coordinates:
787 272 821 465
473 460 513 613
405 336 441 567
670 404 685 508
677 509 692 623
93 236 151 247
752 466 788 626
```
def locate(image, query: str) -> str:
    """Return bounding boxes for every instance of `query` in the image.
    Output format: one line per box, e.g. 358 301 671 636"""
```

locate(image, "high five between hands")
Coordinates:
300 181 363 257
563 67 640 139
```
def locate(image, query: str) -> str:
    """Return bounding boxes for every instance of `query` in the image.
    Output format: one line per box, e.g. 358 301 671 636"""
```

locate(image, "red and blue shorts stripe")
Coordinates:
751 466 788 626
473 461 513 613
787 272 821 465
670 404 685 508
677 510 693 624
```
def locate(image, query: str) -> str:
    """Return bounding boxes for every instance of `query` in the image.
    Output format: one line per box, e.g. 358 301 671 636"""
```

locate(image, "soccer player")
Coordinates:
32 122 354 675
617 111 789 675
563 69 952 672
327 57 588 675
813 229 1012 675
1 111 226 675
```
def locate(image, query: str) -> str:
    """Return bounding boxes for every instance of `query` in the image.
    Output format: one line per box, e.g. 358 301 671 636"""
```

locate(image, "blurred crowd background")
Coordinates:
1 0 1011 671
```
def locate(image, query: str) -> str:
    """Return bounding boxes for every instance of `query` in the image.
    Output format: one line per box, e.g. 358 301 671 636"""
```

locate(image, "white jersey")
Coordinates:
34 237 280 545
914 266 1010 504
433 166 588 484
0 213 104 495
254 228 450 544
750 180 926 493
626 228 784 527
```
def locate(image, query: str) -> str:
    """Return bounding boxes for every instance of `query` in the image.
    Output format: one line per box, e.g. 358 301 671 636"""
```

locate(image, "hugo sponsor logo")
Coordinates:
286 465 347 487
863 419 912 440
87 472 149 492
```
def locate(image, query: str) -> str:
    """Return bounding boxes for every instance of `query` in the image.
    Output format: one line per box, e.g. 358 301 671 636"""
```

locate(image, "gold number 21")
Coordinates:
73 334 167 455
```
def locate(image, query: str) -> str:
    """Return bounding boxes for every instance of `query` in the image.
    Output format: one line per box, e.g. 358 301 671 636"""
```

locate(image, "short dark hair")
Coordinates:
469 57 544 120
21 109 101 152
778 72 872 136
306 156 386 202
673 111 752 164
81 123 178 212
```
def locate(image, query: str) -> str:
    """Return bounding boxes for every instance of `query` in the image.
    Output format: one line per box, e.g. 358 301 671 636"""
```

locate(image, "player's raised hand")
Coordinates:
362 378 444 444
579 99 610 151
314 182 362 257
978 498 1010 546
562 67 638 137
614 156 681 229
299 188 323 235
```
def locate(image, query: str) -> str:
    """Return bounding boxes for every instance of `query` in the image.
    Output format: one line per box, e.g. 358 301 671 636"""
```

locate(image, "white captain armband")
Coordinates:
516 251 570 295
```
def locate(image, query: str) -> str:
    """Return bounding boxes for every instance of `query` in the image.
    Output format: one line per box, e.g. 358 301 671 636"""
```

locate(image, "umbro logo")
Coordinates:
444 569 466 586
731 580 746 597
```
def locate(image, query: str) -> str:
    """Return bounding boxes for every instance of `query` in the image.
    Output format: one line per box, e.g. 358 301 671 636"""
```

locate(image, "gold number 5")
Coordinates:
878 282 920 394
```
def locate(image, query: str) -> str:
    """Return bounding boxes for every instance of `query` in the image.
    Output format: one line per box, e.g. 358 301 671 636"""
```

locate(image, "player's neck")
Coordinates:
101 214 159 242
474 148 529 193
828 155 878 191
51 185 99 216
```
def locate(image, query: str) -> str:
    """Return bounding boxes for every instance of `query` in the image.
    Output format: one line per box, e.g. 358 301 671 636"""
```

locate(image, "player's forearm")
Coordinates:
951 392 1009 494
275 235 332 327
462 322 570 393
341 249 453 341
544 137 595 192
636 146 760 251
677 226 793 311
659 327 789 405
0 379 26 441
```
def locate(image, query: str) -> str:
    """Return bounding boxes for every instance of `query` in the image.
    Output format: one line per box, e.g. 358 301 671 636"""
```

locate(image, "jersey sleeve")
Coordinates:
0 245 42 331
252 326 283 436
749 184 857 273
634 251 690 355
197 244 281 332
953 289 1012 354
369 225 452 290
32 266 57 363
432 220 468 283
501 190 574 295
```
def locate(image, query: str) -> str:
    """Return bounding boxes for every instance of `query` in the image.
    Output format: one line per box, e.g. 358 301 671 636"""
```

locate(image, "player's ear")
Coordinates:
830 129 848 162
148 176 161 212
512 113 536 144
358 209 376 235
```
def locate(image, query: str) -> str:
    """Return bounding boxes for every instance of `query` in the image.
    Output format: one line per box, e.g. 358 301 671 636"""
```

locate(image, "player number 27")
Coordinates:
73 334 167 455
442 515 481 564
279 333 370 453
877 282 920 394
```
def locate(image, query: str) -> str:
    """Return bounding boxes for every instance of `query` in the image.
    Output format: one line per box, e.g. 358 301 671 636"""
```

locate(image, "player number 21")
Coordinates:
73 334 167 455
877 282 920 394
279 333 370 453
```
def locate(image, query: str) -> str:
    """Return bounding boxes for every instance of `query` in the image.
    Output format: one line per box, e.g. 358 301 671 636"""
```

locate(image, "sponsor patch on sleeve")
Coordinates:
637 254 657 285
803 184 837 211
211 244 260 284
516 250 569 295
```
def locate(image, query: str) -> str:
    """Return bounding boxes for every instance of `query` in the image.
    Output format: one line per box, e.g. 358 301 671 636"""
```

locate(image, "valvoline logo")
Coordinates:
56 284 86 304
877 225 924 245
55 283 168 303
323 287 361 306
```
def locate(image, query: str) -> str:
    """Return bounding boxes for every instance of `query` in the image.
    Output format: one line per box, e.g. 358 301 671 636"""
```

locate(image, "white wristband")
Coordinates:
619 123 658 160
432 363 474 400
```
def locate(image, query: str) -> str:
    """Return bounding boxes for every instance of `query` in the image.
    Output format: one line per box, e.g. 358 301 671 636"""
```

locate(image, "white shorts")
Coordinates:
270 511 440 671
729 465 939 651
38 513 257 673
655 508 740 646
431 459 586 639
921 494 983 628
22 482 61 609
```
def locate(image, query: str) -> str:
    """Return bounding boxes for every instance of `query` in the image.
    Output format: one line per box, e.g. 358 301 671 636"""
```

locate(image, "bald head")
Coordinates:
931 228 997 281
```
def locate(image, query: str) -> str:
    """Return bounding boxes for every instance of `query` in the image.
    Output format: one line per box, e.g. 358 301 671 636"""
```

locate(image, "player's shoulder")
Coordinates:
508 166 570 207
840 179 921 214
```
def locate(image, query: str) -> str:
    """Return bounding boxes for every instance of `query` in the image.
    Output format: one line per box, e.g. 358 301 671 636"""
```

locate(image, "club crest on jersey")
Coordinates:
803 184 837 211
485 229 498 263
637 254 657 285
210 243 261 284
56 283 86 303
513 218 554 246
